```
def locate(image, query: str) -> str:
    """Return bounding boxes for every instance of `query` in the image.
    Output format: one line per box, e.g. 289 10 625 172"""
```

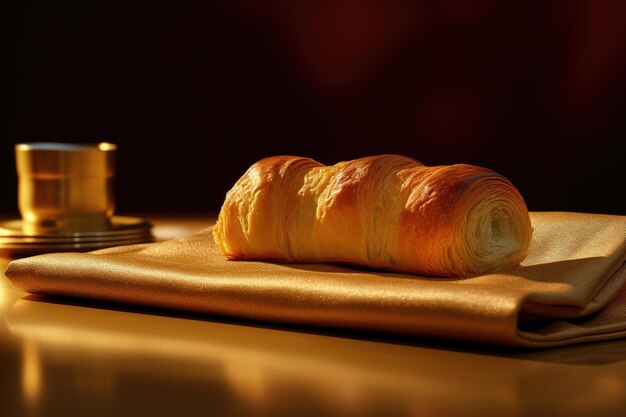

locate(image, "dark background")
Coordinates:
2 0 625 216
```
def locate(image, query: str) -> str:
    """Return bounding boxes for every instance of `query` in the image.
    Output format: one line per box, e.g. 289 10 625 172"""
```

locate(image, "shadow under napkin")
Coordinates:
5 212 626 348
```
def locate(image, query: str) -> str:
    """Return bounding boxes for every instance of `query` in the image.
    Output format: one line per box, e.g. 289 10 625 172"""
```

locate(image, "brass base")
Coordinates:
0 216 153 257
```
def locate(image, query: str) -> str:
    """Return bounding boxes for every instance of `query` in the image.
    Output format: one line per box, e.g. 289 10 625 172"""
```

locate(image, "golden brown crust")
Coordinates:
213 155 532 277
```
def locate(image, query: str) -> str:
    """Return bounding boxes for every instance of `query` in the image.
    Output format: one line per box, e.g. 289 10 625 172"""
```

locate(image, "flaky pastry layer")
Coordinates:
213 155 532 277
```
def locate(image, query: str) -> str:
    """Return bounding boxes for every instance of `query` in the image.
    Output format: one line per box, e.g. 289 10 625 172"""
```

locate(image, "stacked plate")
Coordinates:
0 216 154 257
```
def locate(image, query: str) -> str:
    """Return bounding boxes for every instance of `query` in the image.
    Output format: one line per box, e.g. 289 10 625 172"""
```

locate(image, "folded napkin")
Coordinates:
5 212 626 347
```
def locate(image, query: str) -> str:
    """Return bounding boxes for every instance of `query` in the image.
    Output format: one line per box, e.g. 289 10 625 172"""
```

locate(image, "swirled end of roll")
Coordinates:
213 155 532 278
395 164 532 276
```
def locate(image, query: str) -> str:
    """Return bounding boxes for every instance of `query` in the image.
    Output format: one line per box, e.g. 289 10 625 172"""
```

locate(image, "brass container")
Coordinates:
15 142 117 233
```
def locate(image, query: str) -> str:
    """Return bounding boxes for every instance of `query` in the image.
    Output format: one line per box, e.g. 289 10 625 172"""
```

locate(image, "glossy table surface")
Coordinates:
2 216 626 417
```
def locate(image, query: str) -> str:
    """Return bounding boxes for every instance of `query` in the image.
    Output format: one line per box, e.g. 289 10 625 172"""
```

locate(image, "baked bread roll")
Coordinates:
213 155 532 277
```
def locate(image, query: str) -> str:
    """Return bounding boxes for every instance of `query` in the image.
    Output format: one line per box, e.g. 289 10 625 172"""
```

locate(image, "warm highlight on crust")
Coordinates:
213 155 532 277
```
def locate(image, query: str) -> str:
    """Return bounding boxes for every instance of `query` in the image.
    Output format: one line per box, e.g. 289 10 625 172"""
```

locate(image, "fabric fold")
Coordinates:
5 212 626 347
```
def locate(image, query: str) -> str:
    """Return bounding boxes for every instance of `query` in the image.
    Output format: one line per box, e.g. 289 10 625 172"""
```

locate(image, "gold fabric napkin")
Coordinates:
5 212 626 347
